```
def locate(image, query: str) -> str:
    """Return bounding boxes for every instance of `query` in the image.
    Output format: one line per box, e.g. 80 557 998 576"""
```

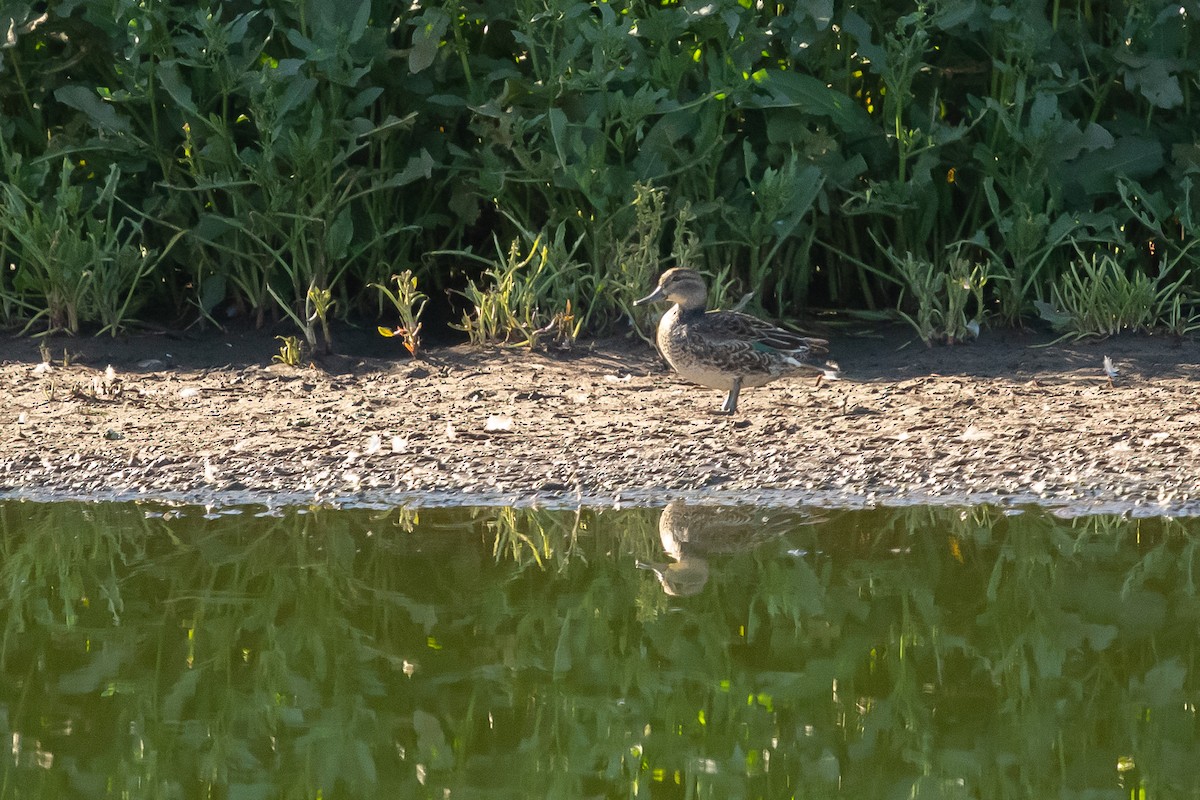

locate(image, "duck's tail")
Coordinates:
784 356 841 382
801 337 829 359
763 333 827 358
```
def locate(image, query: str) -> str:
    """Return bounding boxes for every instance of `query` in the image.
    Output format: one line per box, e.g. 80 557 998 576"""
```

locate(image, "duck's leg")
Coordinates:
721 377 742 414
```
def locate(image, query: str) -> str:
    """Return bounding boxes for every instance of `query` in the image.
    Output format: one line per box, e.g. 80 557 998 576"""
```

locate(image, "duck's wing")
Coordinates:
676 333 777 375
698 311 828 358
672 311 826 376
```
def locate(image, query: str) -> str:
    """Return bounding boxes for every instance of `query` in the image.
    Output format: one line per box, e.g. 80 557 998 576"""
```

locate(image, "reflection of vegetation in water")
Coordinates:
0 502 1198 798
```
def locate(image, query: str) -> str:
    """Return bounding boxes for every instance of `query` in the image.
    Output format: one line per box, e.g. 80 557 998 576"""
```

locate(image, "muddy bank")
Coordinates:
2 326 1199 515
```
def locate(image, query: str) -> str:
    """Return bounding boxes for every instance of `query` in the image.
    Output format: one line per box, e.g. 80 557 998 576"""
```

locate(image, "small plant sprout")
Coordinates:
305 283 335 355
372 270 428 357
530 298 581 350
273 335 303 367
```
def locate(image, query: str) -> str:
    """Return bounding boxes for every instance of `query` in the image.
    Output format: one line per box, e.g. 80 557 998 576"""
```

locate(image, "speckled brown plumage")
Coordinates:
634 267 830 413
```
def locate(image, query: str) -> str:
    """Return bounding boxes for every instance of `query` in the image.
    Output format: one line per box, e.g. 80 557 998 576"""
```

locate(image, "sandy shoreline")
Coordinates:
3 326 1199 515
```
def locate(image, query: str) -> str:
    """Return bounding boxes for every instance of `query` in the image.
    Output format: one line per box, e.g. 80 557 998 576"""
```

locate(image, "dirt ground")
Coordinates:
2 323 1199 515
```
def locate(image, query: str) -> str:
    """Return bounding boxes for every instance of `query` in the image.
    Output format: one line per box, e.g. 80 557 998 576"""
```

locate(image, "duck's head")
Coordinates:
633 267 708 311
635 557 710 597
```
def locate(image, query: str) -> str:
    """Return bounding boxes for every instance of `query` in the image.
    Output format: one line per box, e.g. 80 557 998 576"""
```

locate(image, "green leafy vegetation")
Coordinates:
1 1 1198 342
1042 249 1196 339
888 245 993 344
452 224 589 347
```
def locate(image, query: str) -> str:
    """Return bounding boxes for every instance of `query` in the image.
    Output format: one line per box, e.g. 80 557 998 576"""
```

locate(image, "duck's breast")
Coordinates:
657 309 776 389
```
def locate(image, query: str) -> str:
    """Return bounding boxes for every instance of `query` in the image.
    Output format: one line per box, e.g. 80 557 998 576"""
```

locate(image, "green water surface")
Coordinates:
0 500 1196 799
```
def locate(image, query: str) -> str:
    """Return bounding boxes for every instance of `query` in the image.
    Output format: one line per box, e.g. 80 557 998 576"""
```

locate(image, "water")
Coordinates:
0 500 1197 799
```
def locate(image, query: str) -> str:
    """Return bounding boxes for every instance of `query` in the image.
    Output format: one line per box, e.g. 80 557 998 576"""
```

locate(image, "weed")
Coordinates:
1 161 96 334
487 507 584 573
608 185 740 339
612 183 669 340
372 270 429 357
452 222 587 349
1161 293 1200 338
0 158 179 336
272 335 303 367
1045 250 1194 340
304 284 336 355
890 246 993 345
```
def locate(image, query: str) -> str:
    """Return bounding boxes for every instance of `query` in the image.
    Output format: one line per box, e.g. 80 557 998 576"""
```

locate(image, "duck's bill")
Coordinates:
633 287 665 306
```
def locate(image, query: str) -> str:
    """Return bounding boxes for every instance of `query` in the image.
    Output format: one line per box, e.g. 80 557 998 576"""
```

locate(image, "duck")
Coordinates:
635 500 811 596
633 267 830 414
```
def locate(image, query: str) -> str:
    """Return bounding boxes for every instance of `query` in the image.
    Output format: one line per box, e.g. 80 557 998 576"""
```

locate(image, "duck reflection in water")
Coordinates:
637 499 813 597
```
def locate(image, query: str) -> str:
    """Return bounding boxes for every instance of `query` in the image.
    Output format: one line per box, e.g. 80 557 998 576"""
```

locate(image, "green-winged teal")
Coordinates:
633 267 830 414
636 500 812 596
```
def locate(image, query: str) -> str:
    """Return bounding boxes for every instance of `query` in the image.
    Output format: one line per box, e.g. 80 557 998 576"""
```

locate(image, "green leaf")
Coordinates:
933 1 977 29
552 611 575 674
353 740 377 785
1172 142 1200 173
1083 623 1117 651
326 207 353 259
348 86 384 115
409 9 450 74
156 61 198 115
348 0 372 44
449 184 480 226
193 213 236 243
199 275 227 314
228 784 272 800
392 149 436 187
1064 136 1164 197
548 106 570 167
1120 56 1184 109
160 666 201 720
746 71 874 136
840 10 887 70
1033 300 1071 329
1028 91 1058 134
54 85 132 134
57 645 127 694
1080 122 1115 151
412 709 452 768
1137 658 1187 707
276 76 318 118
801 0 834 28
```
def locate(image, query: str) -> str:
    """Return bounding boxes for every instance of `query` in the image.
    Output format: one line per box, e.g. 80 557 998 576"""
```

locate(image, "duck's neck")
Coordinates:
675 299 708 320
